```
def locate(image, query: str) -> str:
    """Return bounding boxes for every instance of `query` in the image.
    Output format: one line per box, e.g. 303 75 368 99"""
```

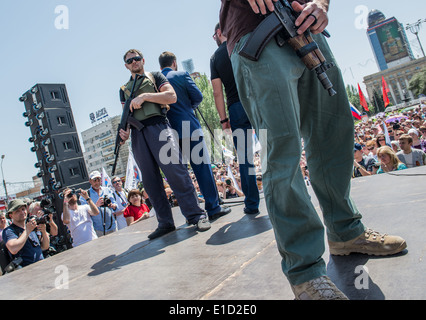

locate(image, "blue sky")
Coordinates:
1 0 425 193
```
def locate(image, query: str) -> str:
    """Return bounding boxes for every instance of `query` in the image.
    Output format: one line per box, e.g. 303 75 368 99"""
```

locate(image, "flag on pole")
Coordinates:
101 167 112 189
222 146 235 160
381 122 392 146
252 129 262 155
227 165 242 193
382 76 390 108
358 83 369 112
350 103 362 120
125 150 143 190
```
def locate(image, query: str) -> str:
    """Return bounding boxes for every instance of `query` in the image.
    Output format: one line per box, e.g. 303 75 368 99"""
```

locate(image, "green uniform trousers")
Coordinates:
231 33 365 285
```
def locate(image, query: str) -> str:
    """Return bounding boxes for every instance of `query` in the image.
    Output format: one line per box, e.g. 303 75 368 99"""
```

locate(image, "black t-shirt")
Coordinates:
210 41 240 108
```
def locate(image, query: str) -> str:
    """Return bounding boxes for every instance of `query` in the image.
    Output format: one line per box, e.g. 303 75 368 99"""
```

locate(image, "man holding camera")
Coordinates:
28 201 59 237
62 188 99 247
2 199 49 267
79 171 118 237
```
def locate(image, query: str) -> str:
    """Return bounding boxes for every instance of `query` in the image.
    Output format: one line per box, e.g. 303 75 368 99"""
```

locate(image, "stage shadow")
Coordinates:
327 250 408 300
206 214 272 246
88 226 198 277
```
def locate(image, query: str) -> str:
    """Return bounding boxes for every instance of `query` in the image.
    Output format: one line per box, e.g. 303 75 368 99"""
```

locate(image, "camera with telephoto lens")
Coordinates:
67 189 82 198
59 188 82 199
26 213 51 225
101 195 112 207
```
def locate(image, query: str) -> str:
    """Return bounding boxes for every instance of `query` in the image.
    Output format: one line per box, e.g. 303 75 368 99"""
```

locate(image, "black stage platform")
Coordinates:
0 166 425 300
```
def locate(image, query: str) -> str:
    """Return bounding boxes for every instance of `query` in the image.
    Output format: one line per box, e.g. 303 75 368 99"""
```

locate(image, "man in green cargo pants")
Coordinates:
220 0 407 299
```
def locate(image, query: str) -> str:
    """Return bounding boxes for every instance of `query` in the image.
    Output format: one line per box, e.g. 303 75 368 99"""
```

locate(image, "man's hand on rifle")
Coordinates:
293 0 329 35
246 0 278 15
130 94 146 112
119 127 131 145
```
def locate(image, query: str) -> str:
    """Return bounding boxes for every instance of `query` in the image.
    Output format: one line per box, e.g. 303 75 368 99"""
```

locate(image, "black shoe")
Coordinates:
243 207 259 215
209 206 231 221
148 226 176 240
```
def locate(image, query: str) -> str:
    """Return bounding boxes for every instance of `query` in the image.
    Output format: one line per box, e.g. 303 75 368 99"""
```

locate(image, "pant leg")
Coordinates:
232 34 325 285
185 135 221 215
232 33 365 285
145 122 206 224
131 127 175 229
299 34 365 243
228 101 260 211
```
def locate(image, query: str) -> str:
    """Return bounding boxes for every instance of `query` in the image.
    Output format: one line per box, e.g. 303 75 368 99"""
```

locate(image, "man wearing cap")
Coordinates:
353 143 376 177
79 171 118 237
2 199 49 267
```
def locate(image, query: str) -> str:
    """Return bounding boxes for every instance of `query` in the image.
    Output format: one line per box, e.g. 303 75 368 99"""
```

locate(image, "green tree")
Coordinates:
346 84 376 115
346 84 360 109
194 74 224 162
194 74 221 132
408 68 426 98
372 89 385 113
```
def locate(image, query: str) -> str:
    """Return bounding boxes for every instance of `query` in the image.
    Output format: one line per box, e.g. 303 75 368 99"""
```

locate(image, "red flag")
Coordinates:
382 76 390 107
358 83 369 111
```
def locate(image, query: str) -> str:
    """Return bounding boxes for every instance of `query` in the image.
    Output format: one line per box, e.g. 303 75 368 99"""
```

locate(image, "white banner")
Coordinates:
101 167 112 189
125 149 143 191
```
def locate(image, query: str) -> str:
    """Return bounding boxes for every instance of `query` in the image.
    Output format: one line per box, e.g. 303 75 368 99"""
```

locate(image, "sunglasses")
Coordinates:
126 56 142 65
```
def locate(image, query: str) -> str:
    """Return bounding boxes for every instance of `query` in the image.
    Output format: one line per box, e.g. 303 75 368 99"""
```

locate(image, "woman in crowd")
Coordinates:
123 189 150 226
375 133 390 148
376 146 407 174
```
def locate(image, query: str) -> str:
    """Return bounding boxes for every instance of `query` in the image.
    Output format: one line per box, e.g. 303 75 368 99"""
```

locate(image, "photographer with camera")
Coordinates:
224 177 244 199
62 188 99 247
28 200 58 237
79 171 118 237
2 199 49 268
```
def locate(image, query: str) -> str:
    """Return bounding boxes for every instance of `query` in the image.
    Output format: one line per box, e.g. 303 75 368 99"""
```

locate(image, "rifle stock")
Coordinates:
239 0 336 96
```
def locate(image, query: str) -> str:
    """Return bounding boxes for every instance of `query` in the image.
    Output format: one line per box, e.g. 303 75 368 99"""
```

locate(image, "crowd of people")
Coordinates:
0 153 264 273
349 104 426 177
1 0 423 299
5 102 425 273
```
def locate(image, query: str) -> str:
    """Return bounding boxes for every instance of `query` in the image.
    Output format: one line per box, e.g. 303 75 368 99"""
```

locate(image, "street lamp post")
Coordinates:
406 19 426 58
1 155 9 206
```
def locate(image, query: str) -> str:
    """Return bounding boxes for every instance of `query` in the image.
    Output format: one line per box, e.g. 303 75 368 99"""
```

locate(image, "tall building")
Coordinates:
81 115 130 178
367 10 414 71
364 56 426 107
364 10 426 107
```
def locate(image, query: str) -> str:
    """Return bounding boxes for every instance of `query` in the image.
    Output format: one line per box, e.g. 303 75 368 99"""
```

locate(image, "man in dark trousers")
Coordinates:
210 23 260 215
118 49 210 239
159 51 231 221
220 0 407 299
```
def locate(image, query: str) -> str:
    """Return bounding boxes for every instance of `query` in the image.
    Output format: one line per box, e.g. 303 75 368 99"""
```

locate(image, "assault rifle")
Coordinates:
111 74 144 176
239 0 336 96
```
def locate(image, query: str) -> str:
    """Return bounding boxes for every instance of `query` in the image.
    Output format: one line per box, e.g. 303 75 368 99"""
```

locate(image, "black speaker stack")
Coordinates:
19 84 90 248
